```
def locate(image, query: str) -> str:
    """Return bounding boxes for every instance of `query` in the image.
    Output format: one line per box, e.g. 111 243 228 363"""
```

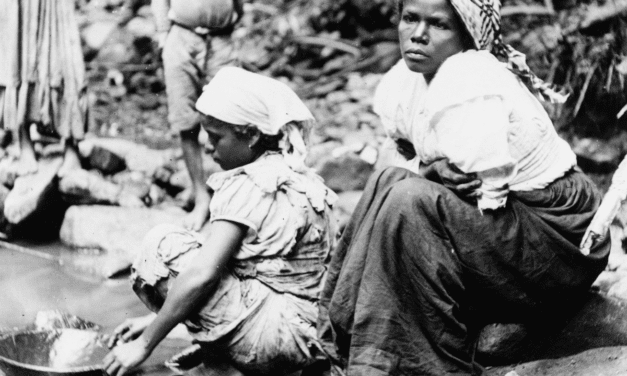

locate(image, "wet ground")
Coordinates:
0 242 189 375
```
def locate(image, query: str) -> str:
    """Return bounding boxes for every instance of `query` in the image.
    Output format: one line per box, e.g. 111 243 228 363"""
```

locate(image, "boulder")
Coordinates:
59 205 187 269
315 151 374 193
572 137 622 174
3 157 63 225
486 346 627 376
333 190 363 231
477 292 627 365
81 20 118 51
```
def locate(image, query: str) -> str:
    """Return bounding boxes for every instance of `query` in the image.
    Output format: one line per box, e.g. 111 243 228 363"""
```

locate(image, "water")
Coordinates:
0 243 189 375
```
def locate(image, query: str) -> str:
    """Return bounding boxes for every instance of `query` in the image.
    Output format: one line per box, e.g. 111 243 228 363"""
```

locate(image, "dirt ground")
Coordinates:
486 346 627 376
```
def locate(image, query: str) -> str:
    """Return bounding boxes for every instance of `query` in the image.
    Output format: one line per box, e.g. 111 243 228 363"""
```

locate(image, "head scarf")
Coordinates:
196 67 314 172
448 0 568 103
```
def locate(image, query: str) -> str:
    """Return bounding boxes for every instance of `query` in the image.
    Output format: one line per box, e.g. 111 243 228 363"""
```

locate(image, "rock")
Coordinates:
486 346 627 376
59 205 187 268
477 323 531 364
315 151 374 192
306 141 343 168
333 190 363 231
94 28 140 66
87 145 127 174
608 224 627 271
572 137 622 174
3 157 63 225
478 292 627 366
608 277 627 301
593 270 627 293
59 169 145 208
81 20 118 51
125 16 156 39
79 138 178 177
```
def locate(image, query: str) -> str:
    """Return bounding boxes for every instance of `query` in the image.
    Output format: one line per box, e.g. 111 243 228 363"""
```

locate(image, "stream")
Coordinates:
0 242 189 375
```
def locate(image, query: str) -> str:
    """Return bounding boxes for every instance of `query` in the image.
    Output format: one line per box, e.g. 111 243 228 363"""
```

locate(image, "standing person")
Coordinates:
0 0 87 177
104 67 339 376
152 0 242 231
317 0 610 374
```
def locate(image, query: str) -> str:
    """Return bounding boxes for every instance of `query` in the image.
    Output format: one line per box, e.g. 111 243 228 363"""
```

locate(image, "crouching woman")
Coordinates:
104 67 338 376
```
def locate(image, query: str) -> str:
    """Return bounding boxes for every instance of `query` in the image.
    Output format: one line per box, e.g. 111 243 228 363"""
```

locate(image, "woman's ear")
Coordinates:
247 130 262 149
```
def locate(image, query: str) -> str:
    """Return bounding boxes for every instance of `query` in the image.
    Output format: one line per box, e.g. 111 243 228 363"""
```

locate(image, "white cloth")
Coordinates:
374 51 577 211
196 67 314 172
196 67 313 135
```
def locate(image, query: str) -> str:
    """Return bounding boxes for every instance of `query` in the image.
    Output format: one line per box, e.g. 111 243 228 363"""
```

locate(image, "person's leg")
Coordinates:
16 120 37 175
180 126 211 231
162 25 211 231
177 32 239 232
325 170 478 376
58 137 82 178
322 167 608 376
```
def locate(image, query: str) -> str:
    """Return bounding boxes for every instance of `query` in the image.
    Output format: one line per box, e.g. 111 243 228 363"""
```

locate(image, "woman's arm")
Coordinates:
431 97 516 210
104 220 247 376
420 159 482 200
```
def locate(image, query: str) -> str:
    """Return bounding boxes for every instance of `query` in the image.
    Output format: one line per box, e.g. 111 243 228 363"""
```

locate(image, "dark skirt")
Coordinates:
318 167 609 376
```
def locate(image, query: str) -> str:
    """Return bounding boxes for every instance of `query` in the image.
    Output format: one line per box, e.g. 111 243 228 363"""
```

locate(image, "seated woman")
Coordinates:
317 0 610 375
104 67 338 376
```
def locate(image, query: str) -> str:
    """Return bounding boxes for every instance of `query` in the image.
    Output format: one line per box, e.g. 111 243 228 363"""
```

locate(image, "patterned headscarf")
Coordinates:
448 0 568 103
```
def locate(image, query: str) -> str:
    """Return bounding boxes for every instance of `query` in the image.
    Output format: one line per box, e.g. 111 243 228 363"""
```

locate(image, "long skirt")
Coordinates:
318 167 609 376
0 0 87 139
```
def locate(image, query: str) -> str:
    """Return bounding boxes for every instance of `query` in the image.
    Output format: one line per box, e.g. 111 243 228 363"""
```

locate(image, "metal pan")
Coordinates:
0 329 107 376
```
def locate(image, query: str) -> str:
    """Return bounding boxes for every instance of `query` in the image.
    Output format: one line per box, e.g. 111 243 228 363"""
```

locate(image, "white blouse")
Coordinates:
374 50 576 211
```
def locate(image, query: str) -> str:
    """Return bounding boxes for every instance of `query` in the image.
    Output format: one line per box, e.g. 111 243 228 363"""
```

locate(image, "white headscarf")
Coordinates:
196 67 314 172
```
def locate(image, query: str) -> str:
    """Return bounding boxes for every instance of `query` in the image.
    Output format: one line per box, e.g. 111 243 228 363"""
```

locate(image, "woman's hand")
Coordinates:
104 336 152 376
107 313 156 349
421 159 482 199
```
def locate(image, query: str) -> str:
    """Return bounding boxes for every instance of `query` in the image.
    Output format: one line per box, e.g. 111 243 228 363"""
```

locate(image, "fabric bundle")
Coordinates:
196 67 315 172
0 0 88 139
449 0 568 103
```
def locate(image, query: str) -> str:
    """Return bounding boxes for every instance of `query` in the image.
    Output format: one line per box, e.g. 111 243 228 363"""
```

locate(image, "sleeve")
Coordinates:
373 59 407 139
431 97 516 211
209 174 274 241
151 0 172 33
427 51 518 210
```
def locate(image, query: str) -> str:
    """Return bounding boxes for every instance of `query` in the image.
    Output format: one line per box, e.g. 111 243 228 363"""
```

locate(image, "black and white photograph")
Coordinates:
1 0 627 374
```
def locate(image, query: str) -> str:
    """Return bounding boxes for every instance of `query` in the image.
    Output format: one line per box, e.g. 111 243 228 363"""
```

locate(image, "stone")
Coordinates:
87 145 127 174
477 323 531 365
59 169 145 208
608 277 627 301
94 28 139 66
333 190 363 231
486 346 627 376
571 137 622 173
306 141 343 169
593 270 627 293
81 20 118 51
3 157 63 225
315 151 374 193
79 138 178 177
125 16 156 39
59 205 187 268
478 292 627 366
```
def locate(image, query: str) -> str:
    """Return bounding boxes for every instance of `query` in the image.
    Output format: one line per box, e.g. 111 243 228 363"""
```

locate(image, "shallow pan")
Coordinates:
0 329 107 376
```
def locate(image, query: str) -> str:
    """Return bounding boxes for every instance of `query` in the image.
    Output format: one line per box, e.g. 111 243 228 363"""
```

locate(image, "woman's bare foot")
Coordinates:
58 141 82 178
182 189 211 232
16 141 38 176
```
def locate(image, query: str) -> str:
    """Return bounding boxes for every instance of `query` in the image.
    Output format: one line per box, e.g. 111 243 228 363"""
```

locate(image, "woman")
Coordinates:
0 0 87 177
104 67 338 376
317 0 609 375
